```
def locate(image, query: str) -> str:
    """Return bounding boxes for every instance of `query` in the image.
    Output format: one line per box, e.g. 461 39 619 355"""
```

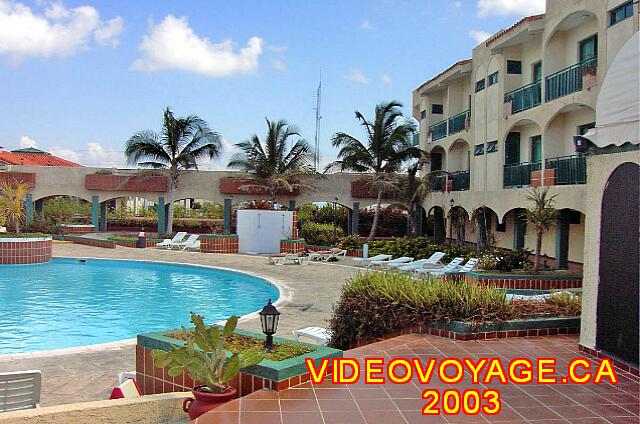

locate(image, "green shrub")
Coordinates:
23 219 63 235
338 235 363 251
328 272 515 350
477 248 532 272
302 222 343 245
365 237 475 262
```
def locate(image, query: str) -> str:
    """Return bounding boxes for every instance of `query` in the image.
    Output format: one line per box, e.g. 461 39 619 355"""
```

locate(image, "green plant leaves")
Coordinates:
223 316 238 338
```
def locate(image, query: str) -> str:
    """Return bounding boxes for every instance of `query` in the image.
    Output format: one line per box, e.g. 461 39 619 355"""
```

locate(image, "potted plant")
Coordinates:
152 313 264 420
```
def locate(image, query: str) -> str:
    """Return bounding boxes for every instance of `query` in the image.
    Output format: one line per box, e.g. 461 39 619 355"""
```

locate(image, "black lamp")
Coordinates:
259 299 280 350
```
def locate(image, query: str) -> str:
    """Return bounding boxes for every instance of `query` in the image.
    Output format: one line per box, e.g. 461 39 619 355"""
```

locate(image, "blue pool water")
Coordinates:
0 258 279 354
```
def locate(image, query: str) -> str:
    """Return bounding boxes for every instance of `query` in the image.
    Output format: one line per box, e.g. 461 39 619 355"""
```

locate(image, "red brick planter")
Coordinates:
280 239 305 254
200 235 238 253
465 271 582 290
61 224 95 234
0 237 52 264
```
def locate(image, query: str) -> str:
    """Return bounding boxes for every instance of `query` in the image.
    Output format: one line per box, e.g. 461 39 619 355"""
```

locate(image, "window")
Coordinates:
420 110 427 120
530 136 542 163
431 104 443 114
506 60 522 74
474 144 485 156
532 61 542 82
475 79 485 92
578 122 596 135
486 141 498 153
487 72 498 86
579 35 598 62
610 1 634 26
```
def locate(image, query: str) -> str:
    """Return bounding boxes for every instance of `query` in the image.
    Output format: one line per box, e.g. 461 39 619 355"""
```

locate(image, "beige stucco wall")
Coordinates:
544 106 596 158
0 392 189 424
580 150 640 349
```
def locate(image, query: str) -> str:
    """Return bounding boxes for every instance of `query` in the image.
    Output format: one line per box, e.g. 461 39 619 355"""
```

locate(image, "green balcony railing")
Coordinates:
449 170 470 191
545 155 587 185
427 173 446 191
545 57 598 102
503 161 541 188
448 109 471 135
504 81 541 114
429 120 447 141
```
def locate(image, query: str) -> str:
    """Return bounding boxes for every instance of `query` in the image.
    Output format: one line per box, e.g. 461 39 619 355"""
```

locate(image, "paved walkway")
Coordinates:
195 334 639 424
0 242 361 406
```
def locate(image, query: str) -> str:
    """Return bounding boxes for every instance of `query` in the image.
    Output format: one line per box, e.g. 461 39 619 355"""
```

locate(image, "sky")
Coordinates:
0 0 546 169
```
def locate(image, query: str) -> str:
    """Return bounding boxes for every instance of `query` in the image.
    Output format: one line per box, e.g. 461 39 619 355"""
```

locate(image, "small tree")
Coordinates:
0 180 30 233
392 160 428 237
448 206 468 247
525 187 558 272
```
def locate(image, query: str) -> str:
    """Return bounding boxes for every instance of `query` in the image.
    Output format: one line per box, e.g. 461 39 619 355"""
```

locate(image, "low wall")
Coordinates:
465 271 582 290
200 234 238 253
280 239 305 254
137 328 342 397
578 344 639 379
63 235 116 249
0 237 52 264
0 392 188 424
112 239 161 248
60 224 95 234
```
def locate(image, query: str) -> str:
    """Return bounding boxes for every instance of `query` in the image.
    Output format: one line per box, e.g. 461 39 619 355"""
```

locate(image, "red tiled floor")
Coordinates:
193 334 639 424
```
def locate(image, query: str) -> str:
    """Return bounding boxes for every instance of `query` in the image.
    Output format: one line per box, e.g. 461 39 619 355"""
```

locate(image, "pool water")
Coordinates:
0 258 279 354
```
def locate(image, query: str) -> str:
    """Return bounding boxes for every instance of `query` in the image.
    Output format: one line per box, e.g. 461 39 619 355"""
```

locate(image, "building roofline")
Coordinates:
485 14 545 47
414 59 472 93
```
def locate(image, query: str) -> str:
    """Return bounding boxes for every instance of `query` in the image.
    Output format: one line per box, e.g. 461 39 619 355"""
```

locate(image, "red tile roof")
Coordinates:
415 59 472 93
0 150 82 167
485 14 545 46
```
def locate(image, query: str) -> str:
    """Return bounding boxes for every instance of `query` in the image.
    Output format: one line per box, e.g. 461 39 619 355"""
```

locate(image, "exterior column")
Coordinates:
223 198 232 234
99 203 108 232
415 204 424 236
351 202 359 236
91 195 100 229
288 200 296 211
157 196 165 234
513 211 527 250
25 194 34 225
476 212 487 249
433 208 445 244
555 211 570 269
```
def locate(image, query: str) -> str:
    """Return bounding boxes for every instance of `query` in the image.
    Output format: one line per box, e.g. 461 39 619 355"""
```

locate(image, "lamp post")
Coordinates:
259 299 280 351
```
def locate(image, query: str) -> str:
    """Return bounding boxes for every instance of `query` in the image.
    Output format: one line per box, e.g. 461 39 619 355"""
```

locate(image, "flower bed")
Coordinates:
136 327 341 397
0 235 52 264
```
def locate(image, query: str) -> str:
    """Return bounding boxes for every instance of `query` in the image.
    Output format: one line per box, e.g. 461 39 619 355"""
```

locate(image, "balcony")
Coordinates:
503 161 541 188
429 120 447 141
449 170 470 191
448 109 471 135
544 155 587 185
504 81 541 114
427 173 447 191
545 57 598 102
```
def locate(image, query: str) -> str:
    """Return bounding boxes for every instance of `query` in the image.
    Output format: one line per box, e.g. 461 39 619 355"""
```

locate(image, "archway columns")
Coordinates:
24 194 34 225
223 198 232 234
91 195 100 229
433 208 446 244
555 211 570 269
156 196 165 233
415 204 424 236
351 202 359 236
99 202 108 232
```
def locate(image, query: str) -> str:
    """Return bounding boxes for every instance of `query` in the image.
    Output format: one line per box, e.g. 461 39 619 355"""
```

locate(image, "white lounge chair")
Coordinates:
292 327 331 346
414 257 464 277
352 254 392 266
369 256 414 268
187 240 201 252
155 232 187 249
176 234 200 250
0 370 41 412
390 252 446 270
429 257 479 277
323 249 347 261
272 254 308 265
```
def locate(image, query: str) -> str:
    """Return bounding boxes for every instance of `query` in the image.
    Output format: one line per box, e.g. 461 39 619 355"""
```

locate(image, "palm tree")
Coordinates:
0 180 30 233
125 107 221 233
228 118 316 202
448 206 468 247
328 101 425 240
392 160 428 237
525 187 558 272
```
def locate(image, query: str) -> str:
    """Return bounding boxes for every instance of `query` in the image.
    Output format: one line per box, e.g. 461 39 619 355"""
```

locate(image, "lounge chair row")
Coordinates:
155 232 200 251
353 252 479 276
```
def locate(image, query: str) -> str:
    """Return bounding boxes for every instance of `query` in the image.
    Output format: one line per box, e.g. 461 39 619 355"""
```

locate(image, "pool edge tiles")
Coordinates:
0 257 286 357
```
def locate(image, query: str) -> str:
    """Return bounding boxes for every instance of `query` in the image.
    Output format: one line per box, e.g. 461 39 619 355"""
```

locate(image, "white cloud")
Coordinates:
94 16 124 47
344 69 370 84
360 19 375 31
452 1 462 9
469 30 491 44
477 0 545 17
271 59 287 72
0 0 123 62
266 44 287 53
132 15 263 78
48 146 81 163
381 74 392 84
19 135 37 149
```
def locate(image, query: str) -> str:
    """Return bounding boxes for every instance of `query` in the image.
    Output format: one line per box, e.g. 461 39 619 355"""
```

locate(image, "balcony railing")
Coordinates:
504 81 541 114
545 57 598 102
427 173 447 191
448 109 471 135
429 120 447 141
545 155 587 185
503 161 541 188
449 170 470 191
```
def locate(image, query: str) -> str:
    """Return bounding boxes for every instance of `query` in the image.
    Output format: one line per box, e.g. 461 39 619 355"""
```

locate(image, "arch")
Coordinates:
487 57 499 75
597 162 639 365
544 10 599 49
426 205 446 243
543 103 596 161
429 145 446 172
33 193 93 203
472 206 499 250
447 205 470 247
447 138 471 172
503 119 543 166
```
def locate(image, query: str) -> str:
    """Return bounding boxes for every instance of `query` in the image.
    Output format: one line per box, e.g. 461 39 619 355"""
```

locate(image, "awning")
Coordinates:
583 32 639 148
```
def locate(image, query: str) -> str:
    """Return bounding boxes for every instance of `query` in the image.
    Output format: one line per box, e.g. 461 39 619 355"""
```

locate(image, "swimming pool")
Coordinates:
0 258 280 355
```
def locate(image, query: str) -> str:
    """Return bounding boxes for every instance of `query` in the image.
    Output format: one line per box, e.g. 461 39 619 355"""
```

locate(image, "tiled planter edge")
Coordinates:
465 271 583 290
0 237 52 264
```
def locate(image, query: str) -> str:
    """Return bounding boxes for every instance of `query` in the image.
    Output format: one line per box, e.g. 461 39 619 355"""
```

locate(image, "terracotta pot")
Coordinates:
182 386 237 420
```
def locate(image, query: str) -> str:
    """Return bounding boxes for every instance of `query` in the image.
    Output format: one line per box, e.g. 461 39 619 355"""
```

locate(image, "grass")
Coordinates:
166 331 315 361
0 232 50 238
